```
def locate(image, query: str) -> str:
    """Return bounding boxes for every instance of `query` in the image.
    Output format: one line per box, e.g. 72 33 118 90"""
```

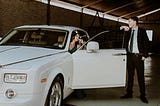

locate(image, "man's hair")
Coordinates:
129 16 139 24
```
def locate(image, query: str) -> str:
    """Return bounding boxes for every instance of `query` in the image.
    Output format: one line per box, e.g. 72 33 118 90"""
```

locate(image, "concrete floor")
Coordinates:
64 55 160 106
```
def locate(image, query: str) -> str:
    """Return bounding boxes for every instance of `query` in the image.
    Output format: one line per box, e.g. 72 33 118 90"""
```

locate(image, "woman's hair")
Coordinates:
71 34 78 41
71 31 79 41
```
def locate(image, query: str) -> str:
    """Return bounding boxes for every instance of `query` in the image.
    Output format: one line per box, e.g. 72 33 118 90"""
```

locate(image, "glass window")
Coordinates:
69 30 89 53
1 28 68 49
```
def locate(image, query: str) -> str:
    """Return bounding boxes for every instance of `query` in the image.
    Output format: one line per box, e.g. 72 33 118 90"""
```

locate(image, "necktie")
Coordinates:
129 30 135 53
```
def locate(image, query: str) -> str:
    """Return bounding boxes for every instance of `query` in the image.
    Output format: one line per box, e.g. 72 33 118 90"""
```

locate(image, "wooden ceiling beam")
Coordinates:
119 10 143 18
82 0 103 8
103 2 135 14
119 6 149 18
138 8 160 18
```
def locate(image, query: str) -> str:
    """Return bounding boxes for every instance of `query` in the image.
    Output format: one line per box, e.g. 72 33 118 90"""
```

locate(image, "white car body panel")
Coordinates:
0 25 126 106
72 49 126 89
0 46 73 105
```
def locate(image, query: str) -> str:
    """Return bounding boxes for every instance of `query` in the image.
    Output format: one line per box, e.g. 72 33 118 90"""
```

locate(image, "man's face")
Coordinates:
128 18 137 28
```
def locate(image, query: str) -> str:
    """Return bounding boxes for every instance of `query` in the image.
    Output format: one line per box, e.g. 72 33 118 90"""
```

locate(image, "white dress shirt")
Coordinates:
129 27 139 53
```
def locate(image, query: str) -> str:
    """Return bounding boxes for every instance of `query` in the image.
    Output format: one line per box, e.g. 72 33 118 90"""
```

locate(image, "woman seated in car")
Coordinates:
69 31 83 53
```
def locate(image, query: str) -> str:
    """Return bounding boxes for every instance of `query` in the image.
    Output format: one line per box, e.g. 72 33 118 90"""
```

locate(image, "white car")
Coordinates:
0 25 126 106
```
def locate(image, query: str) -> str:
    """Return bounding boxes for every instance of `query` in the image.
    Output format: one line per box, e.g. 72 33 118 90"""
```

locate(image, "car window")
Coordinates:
0 28 68 49
69 30 89 53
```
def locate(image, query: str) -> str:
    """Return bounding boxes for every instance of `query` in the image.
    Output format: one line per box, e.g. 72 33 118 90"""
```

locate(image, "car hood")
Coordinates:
0 46 66 69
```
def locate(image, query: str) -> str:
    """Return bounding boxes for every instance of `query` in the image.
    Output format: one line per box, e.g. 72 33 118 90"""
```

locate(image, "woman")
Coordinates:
69 32 86 98
69 33 83 53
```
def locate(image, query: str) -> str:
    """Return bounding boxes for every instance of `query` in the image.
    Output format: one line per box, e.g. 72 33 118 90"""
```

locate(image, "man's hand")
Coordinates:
120 26 130 31
142 56 146 61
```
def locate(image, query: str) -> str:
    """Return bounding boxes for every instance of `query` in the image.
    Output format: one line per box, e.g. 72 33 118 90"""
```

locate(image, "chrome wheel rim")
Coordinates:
49 82 62 106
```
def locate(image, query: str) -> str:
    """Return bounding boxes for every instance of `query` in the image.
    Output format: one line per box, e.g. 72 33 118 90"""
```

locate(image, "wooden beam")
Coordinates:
82 0 103 8
47 0 51 25
103 2 135 14
138 8 160 18
119 10 143 18
119 7 149 18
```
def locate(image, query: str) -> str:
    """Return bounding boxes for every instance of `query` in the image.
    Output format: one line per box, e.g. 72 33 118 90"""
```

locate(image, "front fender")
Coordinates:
41 67 64 105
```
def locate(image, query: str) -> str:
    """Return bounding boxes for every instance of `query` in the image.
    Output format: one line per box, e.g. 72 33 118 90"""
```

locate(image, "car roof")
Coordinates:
14 25 84 32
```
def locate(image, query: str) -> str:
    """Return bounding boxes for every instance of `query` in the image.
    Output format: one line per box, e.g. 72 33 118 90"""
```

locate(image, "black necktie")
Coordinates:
130 30 135 53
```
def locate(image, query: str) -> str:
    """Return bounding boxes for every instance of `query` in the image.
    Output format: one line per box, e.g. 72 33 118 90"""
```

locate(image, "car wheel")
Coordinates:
45 77 63 106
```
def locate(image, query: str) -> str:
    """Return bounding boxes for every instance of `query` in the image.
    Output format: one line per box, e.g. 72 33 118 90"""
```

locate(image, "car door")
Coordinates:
71 30 127 89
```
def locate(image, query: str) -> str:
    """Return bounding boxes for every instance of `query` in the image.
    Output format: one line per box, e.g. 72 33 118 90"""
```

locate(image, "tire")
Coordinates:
45 76 63 106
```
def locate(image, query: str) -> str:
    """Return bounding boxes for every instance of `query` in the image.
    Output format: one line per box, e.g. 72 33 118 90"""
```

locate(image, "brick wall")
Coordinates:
0 0 118 36
0 0 46 35
0 0 159 53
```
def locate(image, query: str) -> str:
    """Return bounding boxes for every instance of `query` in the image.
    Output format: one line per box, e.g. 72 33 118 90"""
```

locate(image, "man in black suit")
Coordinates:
120 16 149 103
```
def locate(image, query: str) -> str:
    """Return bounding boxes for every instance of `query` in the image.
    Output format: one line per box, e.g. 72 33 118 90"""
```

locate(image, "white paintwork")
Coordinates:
72 49 126 89
0 25 126 106
0 46 73 106
86 41 99 53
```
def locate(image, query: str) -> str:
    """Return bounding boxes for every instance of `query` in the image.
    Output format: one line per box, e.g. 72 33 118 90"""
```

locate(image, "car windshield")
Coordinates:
0 28 68 49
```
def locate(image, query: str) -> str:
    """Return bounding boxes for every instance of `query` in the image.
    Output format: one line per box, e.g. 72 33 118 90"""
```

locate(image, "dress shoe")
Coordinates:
140 96 148 103
120 94 132 99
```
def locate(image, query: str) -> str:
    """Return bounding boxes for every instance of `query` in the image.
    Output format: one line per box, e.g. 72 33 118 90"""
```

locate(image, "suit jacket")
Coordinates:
124 27 149 57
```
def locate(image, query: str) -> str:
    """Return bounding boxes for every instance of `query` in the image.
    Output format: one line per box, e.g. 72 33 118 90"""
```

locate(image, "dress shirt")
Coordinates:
129 27 139 53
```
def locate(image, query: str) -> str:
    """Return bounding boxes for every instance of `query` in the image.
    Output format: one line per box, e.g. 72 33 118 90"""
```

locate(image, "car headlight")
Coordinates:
4 73 27 83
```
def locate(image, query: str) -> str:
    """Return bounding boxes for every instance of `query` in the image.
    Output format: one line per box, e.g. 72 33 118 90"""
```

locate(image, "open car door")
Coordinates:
71 31 126 89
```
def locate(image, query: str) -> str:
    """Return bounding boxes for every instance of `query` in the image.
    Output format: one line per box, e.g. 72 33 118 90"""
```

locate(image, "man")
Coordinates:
120 16 149 103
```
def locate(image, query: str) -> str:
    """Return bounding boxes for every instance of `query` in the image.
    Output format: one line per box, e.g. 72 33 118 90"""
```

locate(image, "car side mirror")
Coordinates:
87 41 99 53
